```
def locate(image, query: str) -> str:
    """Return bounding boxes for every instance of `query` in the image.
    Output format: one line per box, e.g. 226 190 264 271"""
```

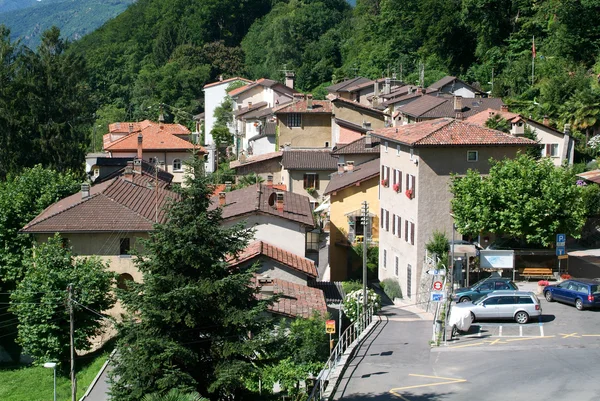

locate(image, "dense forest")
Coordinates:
2 0 600 179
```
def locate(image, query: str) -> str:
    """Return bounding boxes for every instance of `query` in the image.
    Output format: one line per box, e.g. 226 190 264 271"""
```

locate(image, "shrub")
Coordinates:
342 289 381 322
380 278 402 300
342 280 363 295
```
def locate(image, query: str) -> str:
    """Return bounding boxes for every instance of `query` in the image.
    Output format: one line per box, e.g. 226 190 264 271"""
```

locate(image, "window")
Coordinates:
306 230 320 252
495 281 511 290
479 282 493 291
395 215 401 238
287 113 302 127
518 296 534 304
117 273 134 290
483 297 501 306
325 141 330 148
385 209 390 232
119 238 131 256
381 165 390 182
303 173 319 189
497 296 517 305
173 159 182 171
381 208 384 228
394 170 402 189
396 145 401 155
405 173 415 193
545 143 559 157
407 264 412 298
404 221 415 245
383 249 387 269
93 167 100 177
149 157 157 164
395 256 399 276
467 150 478 162
392 214 396 236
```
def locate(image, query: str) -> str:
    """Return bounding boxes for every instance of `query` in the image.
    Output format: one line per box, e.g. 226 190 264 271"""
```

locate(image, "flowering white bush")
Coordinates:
342 288 381 322
588 135 600 151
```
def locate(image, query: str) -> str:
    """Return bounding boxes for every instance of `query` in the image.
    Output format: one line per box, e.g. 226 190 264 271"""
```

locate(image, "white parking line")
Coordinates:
499 326 502 337
519 325 523 337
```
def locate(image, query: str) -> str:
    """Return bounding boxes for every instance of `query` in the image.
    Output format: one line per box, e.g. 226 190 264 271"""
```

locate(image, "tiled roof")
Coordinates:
398 95 504 119
577 170 600 184
242 105 279 120
334 118 370 135
230 151 283 169
465 109 523 126
94 158 174 186
370 118 537 148
230 240 317 277
326 77 372 93
331 135 380 154
324 158 380 195
427 76 459 90
22 175 177 233
210 184 314 227
104 121 203 152
203 76 252 89
274 100 332 114
381 89 437 107
108 120 189 136
248 122 277 142
281 150 337 170
308 280 345 303
330 96 388 116
234 101 268 117
258 278 327 318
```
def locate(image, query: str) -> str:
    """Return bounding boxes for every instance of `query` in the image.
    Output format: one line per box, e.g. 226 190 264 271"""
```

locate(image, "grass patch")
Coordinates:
0 349 110 401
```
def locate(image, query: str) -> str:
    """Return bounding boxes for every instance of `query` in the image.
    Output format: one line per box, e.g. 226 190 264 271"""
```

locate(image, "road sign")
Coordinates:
433 281 443 291
556 233 566 247
558 254 569 260
426 269 446 276
326 320 335 334
556 247 566 256
431 292 444 302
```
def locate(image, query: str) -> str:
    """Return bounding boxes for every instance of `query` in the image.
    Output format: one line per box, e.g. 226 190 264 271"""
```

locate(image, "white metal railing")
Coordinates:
307 304 376 401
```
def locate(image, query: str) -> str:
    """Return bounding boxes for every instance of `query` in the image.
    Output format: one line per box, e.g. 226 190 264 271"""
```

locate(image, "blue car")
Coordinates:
544 279 600 310
454 277 518 303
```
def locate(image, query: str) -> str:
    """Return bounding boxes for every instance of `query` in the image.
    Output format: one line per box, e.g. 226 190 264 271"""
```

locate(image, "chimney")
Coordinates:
416 86 424 95
137 133 143 160
248 101 253 109
346 161 354 171
81 183 90 199
365 133 372 147
219 74 223 81
453 96 463 112
564 123 571 135
384 78 391 95
124 161 134 181
543 115 550 126
219 192 226 206
501 104 509 112
276 192 284 212
307 94 313 110
266 175 273 187
337 162 345 174
225 181 232 191
158 111 165 130
285 72 295 89
128 123 134 134
133 158 142 174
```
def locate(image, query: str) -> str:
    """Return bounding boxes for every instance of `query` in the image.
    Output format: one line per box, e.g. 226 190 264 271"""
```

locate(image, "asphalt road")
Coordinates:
332 296 600 401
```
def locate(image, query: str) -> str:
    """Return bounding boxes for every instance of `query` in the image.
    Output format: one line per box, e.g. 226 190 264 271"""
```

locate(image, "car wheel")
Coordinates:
470 312 476 322
576 298 584 311
545 291 553 302
515 311 529 324
459 297 471 303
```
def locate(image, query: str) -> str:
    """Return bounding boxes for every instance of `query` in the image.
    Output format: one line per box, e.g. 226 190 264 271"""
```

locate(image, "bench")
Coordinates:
519 267 554 280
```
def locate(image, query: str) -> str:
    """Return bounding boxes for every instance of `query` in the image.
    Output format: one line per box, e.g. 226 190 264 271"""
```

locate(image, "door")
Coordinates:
562 282 580 305
475 281 494 300
495 296 518 319
552 281 570 302
477 297 500 319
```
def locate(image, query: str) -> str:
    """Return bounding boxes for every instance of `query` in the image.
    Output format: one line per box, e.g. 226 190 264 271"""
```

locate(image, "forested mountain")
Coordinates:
0 0 134 49
2 0 600 180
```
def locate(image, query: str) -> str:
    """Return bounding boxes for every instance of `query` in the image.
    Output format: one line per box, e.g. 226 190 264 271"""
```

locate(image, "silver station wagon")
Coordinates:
452 290 542 324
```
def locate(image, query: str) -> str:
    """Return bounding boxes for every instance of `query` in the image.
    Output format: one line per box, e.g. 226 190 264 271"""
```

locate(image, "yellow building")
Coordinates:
324 158 380 281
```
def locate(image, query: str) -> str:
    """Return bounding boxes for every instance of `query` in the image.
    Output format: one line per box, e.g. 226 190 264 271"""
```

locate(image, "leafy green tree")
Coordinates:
143 389 208 401
10 234 115 364
450 154 587 247
522 126 542 160
351 244 379 280
425 231 450 269
484 115 511 133
110 156 274 400
236 173 264 189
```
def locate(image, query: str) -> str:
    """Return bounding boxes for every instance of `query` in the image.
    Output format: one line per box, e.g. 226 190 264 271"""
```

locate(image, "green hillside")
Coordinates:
0 0 134 49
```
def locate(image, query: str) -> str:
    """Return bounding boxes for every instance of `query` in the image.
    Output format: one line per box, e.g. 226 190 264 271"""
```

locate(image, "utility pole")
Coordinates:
362 201 369 309
68 283 76 401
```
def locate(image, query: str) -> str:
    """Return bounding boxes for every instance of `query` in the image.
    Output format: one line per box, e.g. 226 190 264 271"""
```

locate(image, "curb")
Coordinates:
79 349 116 401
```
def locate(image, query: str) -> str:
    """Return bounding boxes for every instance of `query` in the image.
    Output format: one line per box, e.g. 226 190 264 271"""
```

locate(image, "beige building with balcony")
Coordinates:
371 118 535 300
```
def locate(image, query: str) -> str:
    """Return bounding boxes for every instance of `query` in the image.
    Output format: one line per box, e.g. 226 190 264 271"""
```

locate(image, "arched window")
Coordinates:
117 273 134 290
173 159 182 171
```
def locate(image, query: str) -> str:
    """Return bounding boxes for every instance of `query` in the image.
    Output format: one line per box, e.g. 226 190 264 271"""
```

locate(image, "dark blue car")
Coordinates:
544 279 600 310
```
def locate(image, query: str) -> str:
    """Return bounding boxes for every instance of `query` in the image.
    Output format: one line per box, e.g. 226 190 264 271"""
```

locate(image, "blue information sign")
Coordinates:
556 247 566 256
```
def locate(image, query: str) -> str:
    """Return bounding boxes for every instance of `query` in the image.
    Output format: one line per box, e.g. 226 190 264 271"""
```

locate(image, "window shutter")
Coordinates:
385 210 389 231
381 208 384 228
303 174 308 188
397 216 401 238
411 222 415 245
381 165 385 179
315 175 320 190
412 175 416 196
392 214 396 235
545 144 551 156
392 170 396 186
399 171 402 190
405 220 409 242
386 167 390 181
405 173 409 190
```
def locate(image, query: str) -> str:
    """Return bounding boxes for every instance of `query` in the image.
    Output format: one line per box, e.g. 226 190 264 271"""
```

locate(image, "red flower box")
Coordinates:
405 189 414 199
381 179 388 187
393 183 400 192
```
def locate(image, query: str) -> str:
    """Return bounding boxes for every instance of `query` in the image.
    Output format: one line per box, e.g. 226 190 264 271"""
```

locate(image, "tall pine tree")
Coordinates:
110 155 274 400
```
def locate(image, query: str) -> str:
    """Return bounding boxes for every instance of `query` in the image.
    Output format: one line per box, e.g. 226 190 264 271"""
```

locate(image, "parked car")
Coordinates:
544 278 600 310
452 291 542 324
454 276 518 303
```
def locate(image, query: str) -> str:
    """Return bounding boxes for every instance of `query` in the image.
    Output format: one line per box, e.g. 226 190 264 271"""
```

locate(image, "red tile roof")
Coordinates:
108 120 190 135
371 118 537 147
228 78 298 97
230 240 317 277
203 76 252 89
230 151 283 169
22 174 178 233
257 277 327 318
104 122 204 152
465 108 524 126
324 158 380 195
274 100 332 114
210 184 314 227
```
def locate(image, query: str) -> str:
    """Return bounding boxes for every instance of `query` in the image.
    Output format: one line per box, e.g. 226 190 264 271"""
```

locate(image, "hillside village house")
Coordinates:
228 240 327 319
211 183 318 263
324 158 380 281
370 119 535 301
202 77 252 173
234 104 277 155
275 95 332 149
327 77 403 106
465 108 575 166
427 76 487 98
230 151 284 184
102 120 204 184
330 96 388 146
280 149 338 209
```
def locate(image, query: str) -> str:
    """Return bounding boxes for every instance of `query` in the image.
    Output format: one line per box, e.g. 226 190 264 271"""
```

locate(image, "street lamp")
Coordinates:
44 362 57 401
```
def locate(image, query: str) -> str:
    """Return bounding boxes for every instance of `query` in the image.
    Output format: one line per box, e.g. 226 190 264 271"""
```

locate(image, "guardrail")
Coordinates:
307 304 376 401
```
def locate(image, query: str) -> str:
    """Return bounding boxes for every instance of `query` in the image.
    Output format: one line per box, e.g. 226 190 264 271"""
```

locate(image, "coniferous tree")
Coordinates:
110 155 274 401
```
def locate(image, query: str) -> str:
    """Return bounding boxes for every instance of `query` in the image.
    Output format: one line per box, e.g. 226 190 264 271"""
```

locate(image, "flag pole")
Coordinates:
531 35 535 86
